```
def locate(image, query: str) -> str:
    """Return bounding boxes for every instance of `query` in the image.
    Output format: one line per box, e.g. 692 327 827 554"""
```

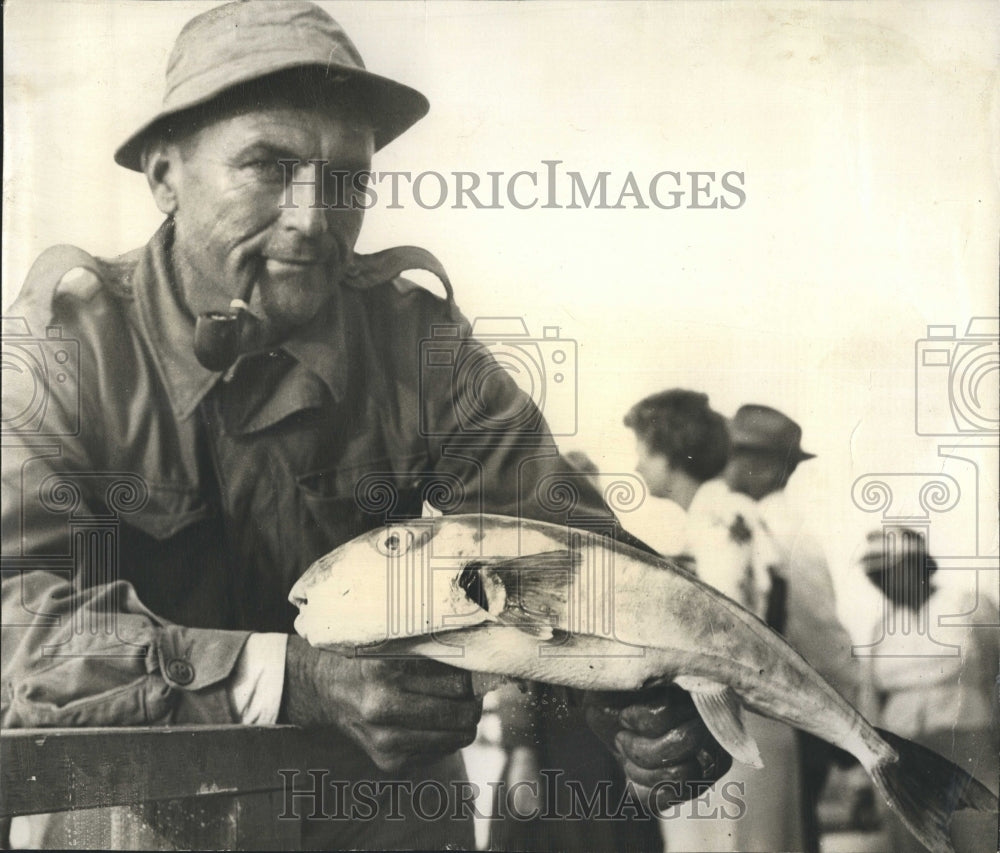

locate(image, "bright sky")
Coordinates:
4 1 998 641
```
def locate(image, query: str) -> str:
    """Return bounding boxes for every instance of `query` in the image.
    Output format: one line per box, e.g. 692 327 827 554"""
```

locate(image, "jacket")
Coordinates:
2 219 625 727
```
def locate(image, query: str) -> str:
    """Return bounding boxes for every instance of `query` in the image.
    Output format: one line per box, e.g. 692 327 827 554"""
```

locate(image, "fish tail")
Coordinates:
866 726 998 853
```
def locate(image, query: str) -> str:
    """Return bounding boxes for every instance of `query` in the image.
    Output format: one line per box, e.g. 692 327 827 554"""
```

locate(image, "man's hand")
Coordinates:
582 684 732 812
281 635 483 772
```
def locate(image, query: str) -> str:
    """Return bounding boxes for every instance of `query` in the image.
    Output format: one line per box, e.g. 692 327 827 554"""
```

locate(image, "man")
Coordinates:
724 404 861 852
858 529 999 853
1 2 727 848
725 404 858 695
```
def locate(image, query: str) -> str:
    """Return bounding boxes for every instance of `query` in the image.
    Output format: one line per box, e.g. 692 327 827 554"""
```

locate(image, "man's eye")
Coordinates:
242 160 285 179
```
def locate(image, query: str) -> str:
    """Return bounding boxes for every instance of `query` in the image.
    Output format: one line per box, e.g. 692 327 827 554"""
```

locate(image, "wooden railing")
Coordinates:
1 726 307 850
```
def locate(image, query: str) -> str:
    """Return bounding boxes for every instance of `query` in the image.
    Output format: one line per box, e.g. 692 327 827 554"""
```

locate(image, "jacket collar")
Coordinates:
133 220 353 420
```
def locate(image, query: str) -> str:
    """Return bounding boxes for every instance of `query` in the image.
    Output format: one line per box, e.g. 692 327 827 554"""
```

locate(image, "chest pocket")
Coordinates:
295 459 428 558
117 481 230 629
125 481 212 541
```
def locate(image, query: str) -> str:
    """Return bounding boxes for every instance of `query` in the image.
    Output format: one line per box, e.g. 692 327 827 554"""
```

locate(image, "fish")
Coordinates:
289 513 997 853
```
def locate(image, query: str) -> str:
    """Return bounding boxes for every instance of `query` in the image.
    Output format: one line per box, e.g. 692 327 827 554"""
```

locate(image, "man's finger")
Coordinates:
366 658 474 698
627 772 724 814
365 692 483 731
622 757 702 789
618 687 698 736
365 725 479 761
580 689 638 712
614 717 705 769
583 703 622 750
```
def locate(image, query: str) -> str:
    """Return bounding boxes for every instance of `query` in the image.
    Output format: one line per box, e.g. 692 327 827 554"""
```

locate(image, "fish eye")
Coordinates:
375 528 412 557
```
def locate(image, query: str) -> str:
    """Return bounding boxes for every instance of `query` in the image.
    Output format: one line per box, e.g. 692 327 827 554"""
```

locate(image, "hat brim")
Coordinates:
731 441 816 462
114 61 429 172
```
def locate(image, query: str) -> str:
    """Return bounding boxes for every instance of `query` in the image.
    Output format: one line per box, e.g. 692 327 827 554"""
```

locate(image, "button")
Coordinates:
166 658 195 686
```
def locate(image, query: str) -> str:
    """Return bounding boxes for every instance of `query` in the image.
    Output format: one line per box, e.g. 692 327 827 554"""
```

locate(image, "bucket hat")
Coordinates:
114 0 429 171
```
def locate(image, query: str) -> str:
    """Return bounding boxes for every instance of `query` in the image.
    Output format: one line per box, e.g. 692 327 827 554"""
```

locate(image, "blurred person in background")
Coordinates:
858 528 999 853
489 447 664 853
724 405 860 851
626 389 810 852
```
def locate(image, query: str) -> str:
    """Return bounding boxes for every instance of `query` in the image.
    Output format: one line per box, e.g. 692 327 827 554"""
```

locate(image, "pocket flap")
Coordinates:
127 482 212 540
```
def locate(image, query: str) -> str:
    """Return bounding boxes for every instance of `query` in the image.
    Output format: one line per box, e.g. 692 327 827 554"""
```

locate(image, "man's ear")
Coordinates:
143 140 182 216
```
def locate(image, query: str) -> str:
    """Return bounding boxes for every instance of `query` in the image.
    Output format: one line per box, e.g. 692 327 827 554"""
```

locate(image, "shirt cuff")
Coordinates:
227 633 289 725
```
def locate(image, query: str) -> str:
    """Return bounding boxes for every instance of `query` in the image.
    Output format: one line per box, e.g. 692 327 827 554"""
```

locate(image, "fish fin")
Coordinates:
674 676 763 769
495 609 555 639
488 549 580 633
867 727 998 853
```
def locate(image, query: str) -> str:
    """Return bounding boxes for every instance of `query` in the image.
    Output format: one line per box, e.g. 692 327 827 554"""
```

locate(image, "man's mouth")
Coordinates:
265 256 323 271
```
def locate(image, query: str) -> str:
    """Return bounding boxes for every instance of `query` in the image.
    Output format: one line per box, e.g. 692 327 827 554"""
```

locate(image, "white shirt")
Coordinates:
757 490 860 704
865 585 998 737
683 479 779 619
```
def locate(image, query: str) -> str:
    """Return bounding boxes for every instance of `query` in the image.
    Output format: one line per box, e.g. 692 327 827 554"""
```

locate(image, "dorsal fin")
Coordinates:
343 246 453 301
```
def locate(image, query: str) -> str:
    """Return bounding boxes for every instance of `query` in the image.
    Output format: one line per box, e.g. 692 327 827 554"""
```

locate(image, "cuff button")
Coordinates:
166 658 195 686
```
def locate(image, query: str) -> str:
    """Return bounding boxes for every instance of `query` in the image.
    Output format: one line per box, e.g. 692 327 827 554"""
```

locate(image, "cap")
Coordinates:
859 528 935 576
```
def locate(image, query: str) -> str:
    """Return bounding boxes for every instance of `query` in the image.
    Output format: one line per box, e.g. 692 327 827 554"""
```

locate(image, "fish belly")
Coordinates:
401 625 677 691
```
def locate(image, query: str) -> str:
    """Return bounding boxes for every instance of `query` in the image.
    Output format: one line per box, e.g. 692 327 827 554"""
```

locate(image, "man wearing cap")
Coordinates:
1 1 727 849
624 390 801 852
857 529 998 853
725 404 860 853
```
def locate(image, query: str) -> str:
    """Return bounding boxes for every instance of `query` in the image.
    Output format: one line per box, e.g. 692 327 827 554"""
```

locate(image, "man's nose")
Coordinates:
281 163 330 237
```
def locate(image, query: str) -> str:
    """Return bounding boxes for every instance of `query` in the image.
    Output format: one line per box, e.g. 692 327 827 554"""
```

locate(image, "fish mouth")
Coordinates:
288 574 311 610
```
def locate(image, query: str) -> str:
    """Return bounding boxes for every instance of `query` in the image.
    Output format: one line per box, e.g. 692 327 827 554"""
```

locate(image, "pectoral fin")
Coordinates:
470 550 580 640
675 676 763 769
495 610 555 639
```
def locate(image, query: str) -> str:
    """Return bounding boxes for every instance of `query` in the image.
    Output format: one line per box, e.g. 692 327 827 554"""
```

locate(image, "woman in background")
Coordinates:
625 389 807 852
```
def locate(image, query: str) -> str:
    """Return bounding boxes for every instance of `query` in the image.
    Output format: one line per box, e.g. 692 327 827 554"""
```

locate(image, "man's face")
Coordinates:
166 104 374 339
634 436 672 499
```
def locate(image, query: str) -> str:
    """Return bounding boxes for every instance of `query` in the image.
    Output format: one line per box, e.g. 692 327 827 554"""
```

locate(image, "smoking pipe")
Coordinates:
193 271 261 372
192 246 454 372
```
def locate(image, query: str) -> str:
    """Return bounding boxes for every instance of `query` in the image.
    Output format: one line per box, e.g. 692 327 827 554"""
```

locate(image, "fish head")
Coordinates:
288 514 508 651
